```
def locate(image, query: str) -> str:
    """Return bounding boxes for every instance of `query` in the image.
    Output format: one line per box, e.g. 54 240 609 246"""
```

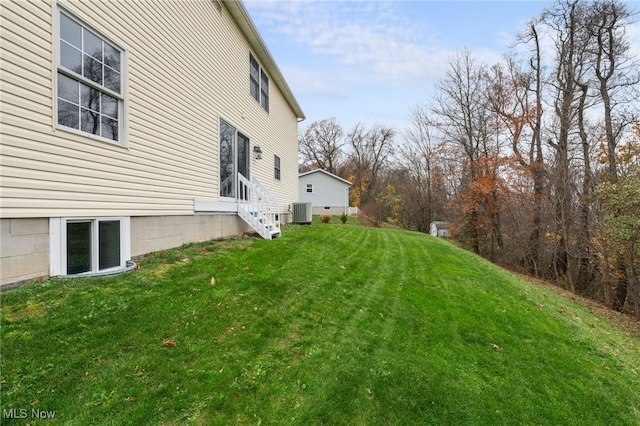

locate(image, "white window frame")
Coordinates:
260 68 269 112
249 53 269 113
219 117 251 202
306 183 314 193
54 4 128 146
274 155 281 180
49 217 131 277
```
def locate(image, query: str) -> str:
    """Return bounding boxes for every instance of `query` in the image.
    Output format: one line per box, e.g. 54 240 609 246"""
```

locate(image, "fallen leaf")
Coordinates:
492 344 500 350
248 272 255 276
210 277 216 285
340 265 346 270
125 396 135 402
365 388 373 395
217 264 225 269
162 339 177 347
243 266 250 270
558 307 565 313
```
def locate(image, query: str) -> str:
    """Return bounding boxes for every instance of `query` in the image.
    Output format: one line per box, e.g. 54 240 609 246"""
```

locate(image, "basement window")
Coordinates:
50 217 132 277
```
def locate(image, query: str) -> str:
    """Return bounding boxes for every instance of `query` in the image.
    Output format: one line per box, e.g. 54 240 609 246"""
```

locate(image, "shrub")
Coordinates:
340 213 348 224
319 214 331 223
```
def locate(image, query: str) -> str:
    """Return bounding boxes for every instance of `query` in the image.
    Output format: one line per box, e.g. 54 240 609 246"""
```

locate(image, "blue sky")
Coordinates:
244 1 639 133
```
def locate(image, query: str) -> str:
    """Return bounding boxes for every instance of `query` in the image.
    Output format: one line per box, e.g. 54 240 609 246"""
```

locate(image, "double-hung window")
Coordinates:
274 155 281 180
57 9 124 144
250 54 260 103
260 69 269 112
249 53 269 112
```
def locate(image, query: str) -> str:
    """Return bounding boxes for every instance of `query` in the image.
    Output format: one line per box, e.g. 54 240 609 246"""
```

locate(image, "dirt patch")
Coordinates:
2 301 46 322
510 270 640 339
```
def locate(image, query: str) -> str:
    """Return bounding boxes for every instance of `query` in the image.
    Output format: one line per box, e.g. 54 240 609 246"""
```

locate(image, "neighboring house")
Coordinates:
0 0 305 287
430 221 451 238
299 169 352 215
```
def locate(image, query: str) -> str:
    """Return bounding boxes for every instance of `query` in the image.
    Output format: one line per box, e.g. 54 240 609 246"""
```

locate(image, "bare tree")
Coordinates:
399 104 449 232
299 117 345 174
586 0 640 184
493 41 549 274
584 0 640 309
541 0 593 283
507 20 549 275
431 49 495 254
346 122 395 207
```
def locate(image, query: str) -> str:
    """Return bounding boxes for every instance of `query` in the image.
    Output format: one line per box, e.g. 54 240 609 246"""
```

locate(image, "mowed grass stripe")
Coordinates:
1 223 639 425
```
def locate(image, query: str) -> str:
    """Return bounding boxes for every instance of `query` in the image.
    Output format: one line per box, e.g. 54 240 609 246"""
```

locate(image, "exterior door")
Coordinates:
219 119 250 200
237 132 250 200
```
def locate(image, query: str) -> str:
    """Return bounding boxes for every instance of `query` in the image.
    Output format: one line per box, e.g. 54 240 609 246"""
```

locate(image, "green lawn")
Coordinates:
2 222 639 425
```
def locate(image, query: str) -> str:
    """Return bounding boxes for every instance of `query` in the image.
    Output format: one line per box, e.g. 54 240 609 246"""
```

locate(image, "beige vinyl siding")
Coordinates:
1 0 301 219
242 76 299 211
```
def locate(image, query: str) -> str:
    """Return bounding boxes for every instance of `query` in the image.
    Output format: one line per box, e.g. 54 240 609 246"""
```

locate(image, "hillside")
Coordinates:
1 222 639 425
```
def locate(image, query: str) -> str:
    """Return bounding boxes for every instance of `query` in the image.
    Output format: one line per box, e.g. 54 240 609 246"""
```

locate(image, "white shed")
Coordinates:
430 221 451 238
299 169 352 215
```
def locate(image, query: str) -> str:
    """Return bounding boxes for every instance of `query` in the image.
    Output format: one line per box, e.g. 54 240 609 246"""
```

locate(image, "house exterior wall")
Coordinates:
1 219 50 287
299 171 350 215
130 214 250 257
0 0 302 287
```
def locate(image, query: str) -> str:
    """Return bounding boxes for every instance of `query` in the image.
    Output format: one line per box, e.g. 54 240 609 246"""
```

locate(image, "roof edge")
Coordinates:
299 169 352 186
223 1 305 121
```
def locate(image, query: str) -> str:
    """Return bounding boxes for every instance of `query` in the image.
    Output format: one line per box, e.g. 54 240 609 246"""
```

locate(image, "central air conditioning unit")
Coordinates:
291 202 312 224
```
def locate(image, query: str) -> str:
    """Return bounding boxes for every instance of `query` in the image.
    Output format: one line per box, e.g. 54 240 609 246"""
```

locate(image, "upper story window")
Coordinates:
249 53 269 112
306 183 313 193
274 155 281 180
57 9 125 144
260 69 269 112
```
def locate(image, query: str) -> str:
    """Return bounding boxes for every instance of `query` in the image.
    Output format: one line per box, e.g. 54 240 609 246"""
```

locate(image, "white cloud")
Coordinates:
247 0 453 87
279 65 351 98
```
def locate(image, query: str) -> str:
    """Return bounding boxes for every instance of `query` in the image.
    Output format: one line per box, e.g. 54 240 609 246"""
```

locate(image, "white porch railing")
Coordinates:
237 174 281 240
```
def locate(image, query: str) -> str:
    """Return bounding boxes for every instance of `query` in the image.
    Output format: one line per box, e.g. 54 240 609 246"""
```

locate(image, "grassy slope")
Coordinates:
1 223 639 425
